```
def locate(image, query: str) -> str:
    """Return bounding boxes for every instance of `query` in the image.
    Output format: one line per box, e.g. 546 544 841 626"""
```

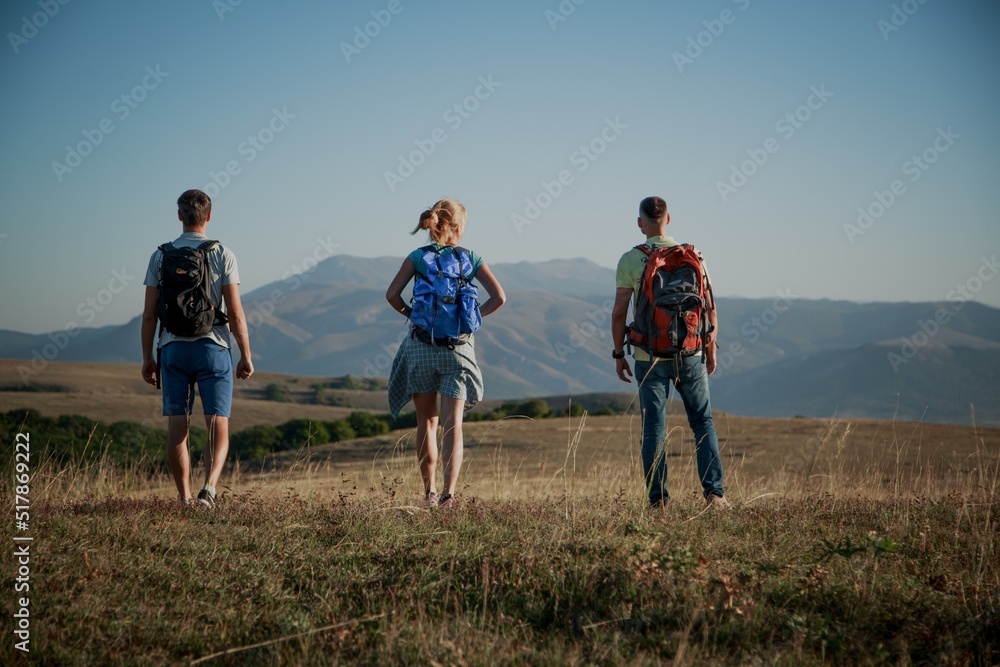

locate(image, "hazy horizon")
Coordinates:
3 250 999 336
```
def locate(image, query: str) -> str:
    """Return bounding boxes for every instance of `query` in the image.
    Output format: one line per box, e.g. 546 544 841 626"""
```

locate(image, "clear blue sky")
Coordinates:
1 0 998 333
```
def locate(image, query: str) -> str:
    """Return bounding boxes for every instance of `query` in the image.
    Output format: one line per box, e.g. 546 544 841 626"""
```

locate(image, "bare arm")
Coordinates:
475 263 506 317
612 287 633 382
385 258 416 318
140 286 159 386
705 301 718 375
222 283 253 380
703 266 718 375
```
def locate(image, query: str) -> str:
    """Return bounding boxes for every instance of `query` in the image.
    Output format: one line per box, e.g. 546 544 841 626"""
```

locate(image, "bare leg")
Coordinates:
167 415 192 501
412 393 439 495
440 396 465 497
203 414 230 489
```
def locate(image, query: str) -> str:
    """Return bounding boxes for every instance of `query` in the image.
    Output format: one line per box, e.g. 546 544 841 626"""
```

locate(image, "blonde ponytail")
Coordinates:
411 199 467 245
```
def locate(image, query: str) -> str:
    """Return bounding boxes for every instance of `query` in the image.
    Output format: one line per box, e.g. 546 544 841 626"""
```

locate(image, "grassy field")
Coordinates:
2 360 998 664
0 359 384 429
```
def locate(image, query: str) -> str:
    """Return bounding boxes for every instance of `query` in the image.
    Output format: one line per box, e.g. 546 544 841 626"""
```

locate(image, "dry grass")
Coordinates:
3 443 997 665
4 359 999 664
228 410 998 507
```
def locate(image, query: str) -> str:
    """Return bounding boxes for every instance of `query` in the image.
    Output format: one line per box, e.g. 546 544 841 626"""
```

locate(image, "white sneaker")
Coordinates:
197 488 216 509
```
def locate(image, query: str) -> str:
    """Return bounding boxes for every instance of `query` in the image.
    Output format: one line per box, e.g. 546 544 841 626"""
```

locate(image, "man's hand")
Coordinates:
616 357 633 383
141 358 157 386
706 343 717 376
612 288 633 383
236 356 254 380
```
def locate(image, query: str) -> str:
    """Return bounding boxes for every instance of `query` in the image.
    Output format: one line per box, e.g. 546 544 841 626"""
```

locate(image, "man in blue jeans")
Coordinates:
611 196 730 510
140 189 253 508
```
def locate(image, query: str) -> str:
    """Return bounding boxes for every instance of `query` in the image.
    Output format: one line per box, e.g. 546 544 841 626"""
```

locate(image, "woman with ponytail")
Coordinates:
385 199 506 508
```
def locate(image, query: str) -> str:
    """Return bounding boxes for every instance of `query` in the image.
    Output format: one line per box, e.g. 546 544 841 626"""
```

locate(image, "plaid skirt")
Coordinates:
388 332 484 419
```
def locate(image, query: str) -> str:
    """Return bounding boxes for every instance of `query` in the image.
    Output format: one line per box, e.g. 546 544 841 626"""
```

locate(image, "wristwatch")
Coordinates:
612 350 625 359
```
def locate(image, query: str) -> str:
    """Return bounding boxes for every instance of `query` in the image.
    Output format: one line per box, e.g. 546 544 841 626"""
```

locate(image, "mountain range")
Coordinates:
2 254 998 426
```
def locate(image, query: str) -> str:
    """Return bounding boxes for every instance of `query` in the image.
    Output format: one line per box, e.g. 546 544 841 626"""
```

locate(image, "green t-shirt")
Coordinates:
615 235 680 292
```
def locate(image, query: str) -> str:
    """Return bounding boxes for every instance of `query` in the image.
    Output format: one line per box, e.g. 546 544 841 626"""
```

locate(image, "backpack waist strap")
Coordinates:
410 326 469 348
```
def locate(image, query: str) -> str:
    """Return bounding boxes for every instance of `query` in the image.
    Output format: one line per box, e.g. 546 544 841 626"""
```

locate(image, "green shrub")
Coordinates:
389 412 418 429
324 420 357 442
264 383 289 402
230 424 282 460
279 419 330 449
514 399 552 419
348 411 390 437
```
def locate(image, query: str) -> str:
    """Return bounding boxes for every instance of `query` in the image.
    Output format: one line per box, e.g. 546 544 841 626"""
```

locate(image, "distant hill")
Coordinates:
296 254 615 299
712 345 1000 425
710 298 1000 376
1 254 998 425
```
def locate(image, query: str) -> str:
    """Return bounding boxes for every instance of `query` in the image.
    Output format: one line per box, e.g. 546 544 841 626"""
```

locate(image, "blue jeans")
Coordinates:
634 356 724 504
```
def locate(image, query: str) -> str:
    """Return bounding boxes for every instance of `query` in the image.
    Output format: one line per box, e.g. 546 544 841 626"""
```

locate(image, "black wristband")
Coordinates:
612 350 625 359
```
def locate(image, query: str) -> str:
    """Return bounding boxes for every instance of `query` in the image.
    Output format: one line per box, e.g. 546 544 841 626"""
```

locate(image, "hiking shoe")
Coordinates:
648 498 672 511
197 488 216 509
424 491 438 508
180 497 197 508
706 494 732 510
438 494 455 509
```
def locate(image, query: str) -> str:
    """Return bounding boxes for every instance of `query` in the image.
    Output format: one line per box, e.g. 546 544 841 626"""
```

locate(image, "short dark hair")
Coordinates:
639 196 667 222
177 189 212 227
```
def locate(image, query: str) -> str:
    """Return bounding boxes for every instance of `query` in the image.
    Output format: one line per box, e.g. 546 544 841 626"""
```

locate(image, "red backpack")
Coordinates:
627 244 715 359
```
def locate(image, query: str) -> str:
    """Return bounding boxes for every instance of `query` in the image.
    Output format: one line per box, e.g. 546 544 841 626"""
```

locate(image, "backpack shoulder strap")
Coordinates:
159 241 220 253
634 244 652 257
453 246 475 278
418 244 440 265
697 251 716 311
412 245 438 282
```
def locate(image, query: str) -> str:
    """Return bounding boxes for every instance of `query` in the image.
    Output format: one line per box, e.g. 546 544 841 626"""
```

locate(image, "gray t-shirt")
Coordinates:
144 232 240 349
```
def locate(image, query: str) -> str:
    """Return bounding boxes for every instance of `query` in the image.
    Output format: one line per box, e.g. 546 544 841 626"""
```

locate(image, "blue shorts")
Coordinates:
159 340 234 417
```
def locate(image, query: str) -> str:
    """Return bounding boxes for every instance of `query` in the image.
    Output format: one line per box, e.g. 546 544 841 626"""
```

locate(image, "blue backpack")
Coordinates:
409 246 482 346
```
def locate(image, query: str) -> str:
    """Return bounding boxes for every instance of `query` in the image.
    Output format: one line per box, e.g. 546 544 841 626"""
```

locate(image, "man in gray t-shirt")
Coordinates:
140 189 253 508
